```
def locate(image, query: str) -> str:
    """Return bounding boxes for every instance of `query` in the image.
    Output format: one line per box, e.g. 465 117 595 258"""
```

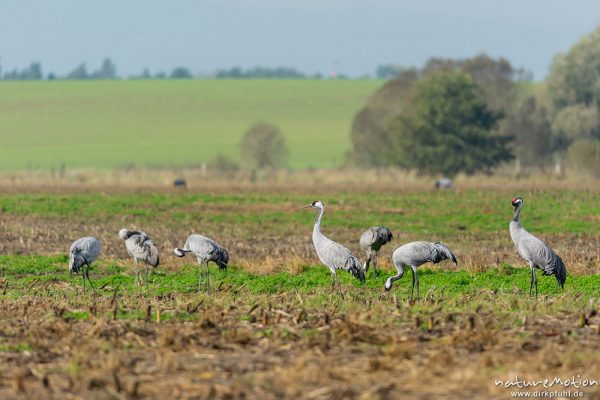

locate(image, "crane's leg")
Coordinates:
410 267 415 302
145 267 149 291
412 266 420 300
82 273 86 292
85 262 95 293
198 261 202 293
331 271 336 290
364 252 372 274
206 261 211 294
372 252 378 278
528 263 535 298
533 267 538 300
134 259 140 287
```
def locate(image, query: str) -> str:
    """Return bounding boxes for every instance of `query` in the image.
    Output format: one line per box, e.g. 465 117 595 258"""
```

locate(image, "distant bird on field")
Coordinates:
360 226 393 278
173 178 187 189
174 234 229 293
69 236 101 292
509 197 566 299
435 178 453 189
118 229 160 290
385 241 457 301
304 200 365 290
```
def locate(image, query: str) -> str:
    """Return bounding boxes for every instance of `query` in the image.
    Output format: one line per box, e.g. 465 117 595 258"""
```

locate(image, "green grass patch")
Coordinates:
0 80 381 170
0 189 598 235
0 255 597 307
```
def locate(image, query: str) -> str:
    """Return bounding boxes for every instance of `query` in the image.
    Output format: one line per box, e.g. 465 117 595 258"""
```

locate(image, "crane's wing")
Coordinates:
359 228 378 249
431 242 457 264
186 235 218 256
69 237 100 273
316 238 364 281
126 233 160 267
520 235 566 288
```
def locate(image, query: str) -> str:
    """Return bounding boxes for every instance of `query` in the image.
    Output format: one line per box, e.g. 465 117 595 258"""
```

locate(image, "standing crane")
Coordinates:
385 241 457 301
360 226 393 278
509 197 566 299
304 200 365 290
174 234 229 294
118 229 160 290
69 236 101 292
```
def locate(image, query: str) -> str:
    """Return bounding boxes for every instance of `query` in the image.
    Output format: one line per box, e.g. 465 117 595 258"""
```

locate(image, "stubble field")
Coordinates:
0 177 599 399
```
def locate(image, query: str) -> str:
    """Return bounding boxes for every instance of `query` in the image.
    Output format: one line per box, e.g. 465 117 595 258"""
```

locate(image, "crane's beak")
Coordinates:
303 204 313 208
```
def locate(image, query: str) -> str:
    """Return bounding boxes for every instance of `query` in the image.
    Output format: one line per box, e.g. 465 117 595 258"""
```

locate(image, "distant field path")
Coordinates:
0 80 381 170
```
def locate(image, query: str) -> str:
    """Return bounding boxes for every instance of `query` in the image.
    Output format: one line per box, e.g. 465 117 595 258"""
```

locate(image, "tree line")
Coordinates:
348 26 600 178
0 59 344 80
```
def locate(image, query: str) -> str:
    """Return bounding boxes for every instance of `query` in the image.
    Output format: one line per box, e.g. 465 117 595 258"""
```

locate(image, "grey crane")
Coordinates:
360 226 393 278
385 241 457 301
174 234 229 293
69 236 101 292
509 197 566 299
118 229 160 290
304 200 365 289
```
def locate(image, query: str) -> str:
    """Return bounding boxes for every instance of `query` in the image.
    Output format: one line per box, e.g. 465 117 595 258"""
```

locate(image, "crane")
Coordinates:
174 234 229 293
118 229 160 290
69 236 101 292
509 197 566 299
304 200 365 290
385 241 457 301
360 226 393 278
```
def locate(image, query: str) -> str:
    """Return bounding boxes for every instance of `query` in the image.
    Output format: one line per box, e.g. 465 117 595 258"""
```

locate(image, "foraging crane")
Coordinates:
69 236 101 292
509 197 566 299
174 234 229 294
304 200 365 289
118 229 160 290
360 226 393 278
385 241 457 301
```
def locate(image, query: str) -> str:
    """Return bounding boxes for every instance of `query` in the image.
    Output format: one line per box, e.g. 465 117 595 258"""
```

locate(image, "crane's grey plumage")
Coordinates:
360 226 393 278
305 200 365 289
69 236 100 292
509 197 566 299
174 234 229 293
119 228 160 290
385 241 457 301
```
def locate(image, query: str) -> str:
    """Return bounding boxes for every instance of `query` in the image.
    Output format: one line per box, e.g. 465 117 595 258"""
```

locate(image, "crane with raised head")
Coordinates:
509 197 566 299
304 200 365 290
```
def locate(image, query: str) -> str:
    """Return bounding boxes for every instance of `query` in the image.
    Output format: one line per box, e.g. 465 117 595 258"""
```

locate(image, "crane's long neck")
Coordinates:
313 207 324 239
512 204 522 224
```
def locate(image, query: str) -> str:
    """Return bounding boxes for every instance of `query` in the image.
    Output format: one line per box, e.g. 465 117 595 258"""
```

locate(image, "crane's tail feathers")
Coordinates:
378 227 394 244
433 242 458 265
69 254 83 274
215 248 229 270
554 255 567 289
346 257 365 283
174 248 191 257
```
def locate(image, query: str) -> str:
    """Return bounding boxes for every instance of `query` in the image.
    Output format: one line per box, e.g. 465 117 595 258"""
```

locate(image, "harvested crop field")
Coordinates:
0 178 599 399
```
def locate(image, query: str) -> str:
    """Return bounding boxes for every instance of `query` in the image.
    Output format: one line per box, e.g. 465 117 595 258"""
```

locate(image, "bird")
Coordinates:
360 226 394 278
118 229 160 290
69 236 101 292
174 234 229 293
435 177 453 189
385 241 457 301
509 197 566 299
304 200 365 290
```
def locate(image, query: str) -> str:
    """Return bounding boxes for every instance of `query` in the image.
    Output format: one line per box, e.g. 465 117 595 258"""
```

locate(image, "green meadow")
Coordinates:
0 79 381 171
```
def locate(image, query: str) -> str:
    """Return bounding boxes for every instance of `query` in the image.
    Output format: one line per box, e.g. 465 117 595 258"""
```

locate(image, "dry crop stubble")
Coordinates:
0 180 599 398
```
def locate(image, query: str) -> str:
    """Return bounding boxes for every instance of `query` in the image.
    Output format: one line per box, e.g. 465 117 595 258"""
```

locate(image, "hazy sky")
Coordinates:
1 0 599 79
